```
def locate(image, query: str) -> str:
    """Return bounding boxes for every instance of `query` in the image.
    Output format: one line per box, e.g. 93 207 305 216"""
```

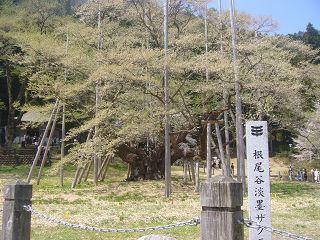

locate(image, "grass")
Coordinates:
0 159 319 240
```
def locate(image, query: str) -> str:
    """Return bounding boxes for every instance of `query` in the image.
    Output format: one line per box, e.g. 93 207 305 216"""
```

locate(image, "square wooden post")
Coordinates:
200 175 243 240
2 180 32 240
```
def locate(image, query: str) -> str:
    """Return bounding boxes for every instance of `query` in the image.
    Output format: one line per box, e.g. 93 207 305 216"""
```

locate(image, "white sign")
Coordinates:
246 121 271 240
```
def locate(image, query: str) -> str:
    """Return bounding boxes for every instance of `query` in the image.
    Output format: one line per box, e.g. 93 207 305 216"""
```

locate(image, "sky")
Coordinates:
209 0 320 34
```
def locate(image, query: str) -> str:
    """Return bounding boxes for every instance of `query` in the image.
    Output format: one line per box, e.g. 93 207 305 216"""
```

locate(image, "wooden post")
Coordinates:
2 180 32 240
201 175 244 240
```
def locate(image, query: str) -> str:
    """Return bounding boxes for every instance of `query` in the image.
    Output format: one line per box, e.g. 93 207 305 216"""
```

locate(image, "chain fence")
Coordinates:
20 205 313 239
23 205 200 233
241 218 313 240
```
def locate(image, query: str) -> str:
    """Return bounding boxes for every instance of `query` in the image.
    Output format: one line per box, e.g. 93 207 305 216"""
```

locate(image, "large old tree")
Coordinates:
0 0 319 179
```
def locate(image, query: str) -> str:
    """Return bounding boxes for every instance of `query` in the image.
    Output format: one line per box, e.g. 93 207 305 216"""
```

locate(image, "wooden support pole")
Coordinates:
72 130 93 187
195 160 200 192
97 155 109 180
77 161 89 184
27 100 59 183
190 160 196 184
83 158 93 182
215 122 229 176
188 162 192 181
100 155 112 182
206 123 212 180
36 107 60 185
60 103 66 186
71 168 81 188
219 0 232 176
126 163 131 180
2 180 32 240
229 0 246 194
163 0 171 198
93 135 99 186
183 158 188 182
200 175 244 240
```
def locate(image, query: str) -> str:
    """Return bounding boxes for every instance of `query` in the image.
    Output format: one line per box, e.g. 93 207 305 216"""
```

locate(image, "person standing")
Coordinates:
303 168 308 181
231 163 235 176
314 169 319 183
21 134 26 148
289 165 293 181
311 168 316 182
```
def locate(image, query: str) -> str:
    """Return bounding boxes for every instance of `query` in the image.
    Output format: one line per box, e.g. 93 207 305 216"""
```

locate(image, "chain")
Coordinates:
23 205 200 233
241 219 312 240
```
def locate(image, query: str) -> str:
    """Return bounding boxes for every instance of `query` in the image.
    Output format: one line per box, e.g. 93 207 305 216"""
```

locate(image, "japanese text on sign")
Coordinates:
246 121 271 240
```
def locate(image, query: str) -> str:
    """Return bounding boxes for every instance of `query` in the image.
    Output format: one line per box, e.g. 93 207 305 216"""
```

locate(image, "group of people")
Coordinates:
289 165 308 181
20 134 60 149
289 165 320 183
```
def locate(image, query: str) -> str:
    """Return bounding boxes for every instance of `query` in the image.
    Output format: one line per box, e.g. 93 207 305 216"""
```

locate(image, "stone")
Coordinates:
138 235 177 240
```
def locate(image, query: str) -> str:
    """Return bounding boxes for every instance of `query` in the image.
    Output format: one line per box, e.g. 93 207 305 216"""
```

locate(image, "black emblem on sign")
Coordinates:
251 126 263 136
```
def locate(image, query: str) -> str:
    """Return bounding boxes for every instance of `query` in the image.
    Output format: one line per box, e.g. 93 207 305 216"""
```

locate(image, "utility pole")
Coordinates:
163 0 171 197
229 0 246 190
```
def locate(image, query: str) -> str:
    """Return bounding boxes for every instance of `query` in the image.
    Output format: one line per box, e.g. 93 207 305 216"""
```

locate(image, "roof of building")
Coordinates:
21 110 49 123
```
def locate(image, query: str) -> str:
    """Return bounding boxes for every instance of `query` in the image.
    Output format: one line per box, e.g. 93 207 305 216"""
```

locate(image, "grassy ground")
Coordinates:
0 159 319 240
